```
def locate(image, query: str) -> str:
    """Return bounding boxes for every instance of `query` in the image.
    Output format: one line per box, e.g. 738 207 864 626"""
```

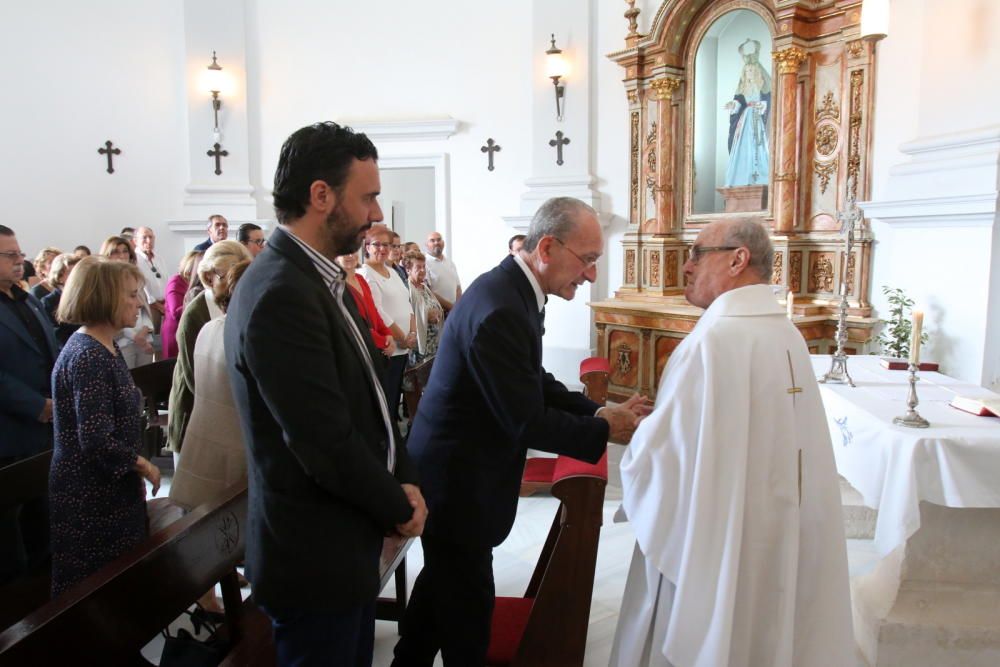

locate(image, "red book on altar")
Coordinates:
880 357 939 372
949 396 1000 417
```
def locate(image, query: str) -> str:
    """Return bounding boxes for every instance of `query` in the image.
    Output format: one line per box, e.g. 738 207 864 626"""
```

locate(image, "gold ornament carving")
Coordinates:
648 77 681 100
847 70 864 202
772 47 808 75
772 251 783 285
816 91 840 122
645 122 657 190
630 112 639 219
627 90 639 104
665 251 677 287
816 124 838 157
625 248 636 285
814 158 839 194
650 250 661 287
809 253 835 293
847 40 864 59
789 251 802 293
617 344 632 376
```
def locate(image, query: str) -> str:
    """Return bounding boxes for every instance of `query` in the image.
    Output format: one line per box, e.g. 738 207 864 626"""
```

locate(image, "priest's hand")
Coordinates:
395 483 428 537
599 405 641 444
619 393 654 419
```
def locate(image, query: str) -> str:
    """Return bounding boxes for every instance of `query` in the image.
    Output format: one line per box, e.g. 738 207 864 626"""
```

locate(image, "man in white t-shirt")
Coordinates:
425 231 461 311
134 226 165 329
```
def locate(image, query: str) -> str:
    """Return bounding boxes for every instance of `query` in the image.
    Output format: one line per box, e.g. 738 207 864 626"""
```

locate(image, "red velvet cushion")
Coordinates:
521 457 557 483
580 356 611 377
553 451 608 483
486 596 534 666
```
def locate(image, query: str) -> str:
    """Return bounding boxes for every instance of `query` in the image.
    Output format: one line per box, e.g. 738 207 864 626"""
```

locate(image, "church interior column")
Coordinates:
771 46 808 234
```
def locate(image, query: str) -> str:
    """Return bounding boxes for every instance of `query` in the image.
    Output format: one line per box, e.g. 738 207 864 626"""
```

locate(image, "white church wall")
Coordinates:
0 1 189 274
867 0 1000 387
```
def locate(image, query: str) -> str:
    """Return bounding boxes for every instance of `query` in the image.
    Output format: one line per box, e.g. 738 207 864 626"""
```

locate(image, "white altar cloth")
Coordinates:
811 355 1000 556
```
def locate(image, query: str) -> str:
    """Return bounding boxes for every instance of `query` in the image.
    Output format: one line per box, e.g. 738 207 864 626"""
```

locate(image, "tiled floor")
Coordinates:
143 444 880 665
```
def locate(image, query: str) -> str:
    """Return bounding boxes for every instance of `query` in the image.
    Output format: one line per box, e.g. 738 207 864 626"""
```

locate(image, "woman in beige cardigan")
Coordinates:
169 258 251 614
166 240 251 463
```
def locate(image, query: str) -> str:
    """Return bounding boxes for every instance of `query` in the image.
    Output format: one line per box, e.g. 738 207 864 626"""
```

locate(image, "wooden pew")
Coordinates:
520 358 611 496
130 358 176 462
487 454 609 666
0 450 53 631
0 482 249 665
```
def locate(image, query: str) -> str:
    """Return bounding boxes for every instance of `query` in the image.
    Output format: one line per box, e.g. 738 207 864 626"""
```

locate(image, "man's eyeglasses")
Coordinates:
0 251 26 261
369 242 391 249
689 245 739 264
554 238 600 270
248 239 266 247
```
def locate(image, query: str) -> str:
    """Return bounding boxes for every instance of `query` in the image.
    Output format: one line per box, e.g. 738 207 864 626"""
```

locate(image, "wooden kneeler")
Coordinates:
487 452 608 667
520 357 611 497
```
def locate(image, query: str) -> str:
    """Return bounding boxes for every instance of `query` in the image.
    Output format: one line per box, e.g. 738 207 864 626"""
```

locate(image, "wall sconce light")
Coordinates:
204 51 226 142
545 34 568 122
860 0 889 41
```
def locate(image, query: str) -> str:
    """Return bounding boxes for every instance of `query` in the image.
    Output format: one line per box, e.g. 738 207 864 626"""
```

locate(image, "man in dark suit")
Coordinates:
392 197 649 666
193 214 229 251
225 122 427 665
0 224 57 586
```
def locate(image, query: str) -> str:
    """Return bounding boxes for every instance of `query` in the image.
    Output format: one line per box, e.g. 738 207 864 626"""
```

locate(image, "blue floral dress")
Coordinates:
49 332 146 596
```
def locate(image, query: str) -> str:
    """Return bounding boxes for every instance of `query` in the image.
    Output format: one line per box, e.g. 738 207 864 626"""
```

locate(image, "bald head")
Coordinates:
683 219 773 309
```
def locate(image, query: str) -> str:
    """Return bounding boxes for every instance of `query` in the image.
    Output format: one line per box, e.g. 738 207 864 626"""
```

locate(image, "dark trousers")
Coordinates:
0 456 49 586
381 354 407 424
263 599 376 667
391 536 495 667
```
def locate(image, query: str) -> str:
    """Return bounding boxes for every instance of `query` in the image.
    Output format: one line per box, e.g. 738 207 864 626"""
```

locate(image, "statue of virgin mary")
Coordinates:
724 38 772 187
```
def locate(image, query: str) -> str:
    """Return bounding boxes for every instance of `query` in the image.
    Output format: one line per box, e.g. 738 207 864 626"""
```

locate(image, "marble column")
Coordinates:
649 77 683 235
771 46 807 234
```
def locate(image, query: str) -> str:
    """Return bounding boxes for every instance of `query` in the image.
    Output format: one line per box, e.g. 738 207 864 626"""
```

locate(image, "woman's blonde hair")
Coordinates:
33 247 62 278
213 259 252 313
57 256 145 326
177 250 203 285
46 253 82 289
198 240 252 289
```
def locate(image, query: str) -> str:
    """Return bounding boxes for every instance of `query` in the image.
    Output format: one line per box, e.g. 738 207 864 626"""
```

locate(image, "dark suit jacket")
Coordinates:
225 226 416 613
408 255 608 549
0 291 57 458
192 238 213 252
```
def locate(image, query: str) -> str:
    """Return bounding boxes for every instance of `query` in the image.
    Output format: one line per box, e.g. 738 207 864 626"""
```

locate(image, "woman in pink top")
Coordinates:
160 250 202 359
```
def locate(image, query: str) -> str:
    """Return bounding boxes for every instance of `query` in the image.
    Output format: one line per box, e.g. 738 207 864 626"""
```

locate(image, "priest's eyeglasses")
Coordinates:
690 245 739 263
554 238 600 270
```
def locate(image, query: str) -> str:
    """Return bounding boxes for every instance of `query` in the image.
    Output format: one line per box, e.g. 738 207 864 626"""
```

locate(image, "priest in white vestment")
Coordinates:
610 219 854 667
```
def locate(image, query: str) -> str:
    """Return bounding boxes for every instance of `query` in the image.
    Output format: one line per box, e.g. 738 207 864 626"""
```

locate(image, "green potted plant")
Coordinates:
876 286 930 368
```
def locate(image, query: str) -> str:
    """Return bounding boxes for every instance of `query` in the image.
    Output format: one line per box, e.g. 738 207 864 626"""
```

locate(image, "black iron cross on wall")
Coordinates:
480 138 501 172
97 141 121 174
549 131 570 166
207 143 229 175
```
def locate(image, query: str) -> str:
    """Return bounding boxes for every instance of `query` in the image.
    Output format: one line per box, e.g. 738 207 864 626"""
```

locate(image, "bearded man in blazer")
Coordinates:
225 122 427 665
392 197 650 666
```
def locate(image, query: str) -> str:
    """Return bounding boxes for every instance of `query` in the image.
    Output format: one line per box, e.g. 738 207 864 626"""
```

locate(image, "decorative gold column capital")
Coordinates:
772 46 808 74
648 77 682 100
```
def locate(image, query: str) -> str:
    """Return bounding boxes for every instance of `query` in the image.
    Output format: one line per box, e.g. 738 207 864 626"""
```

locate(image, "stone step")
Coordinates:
841 476 877 539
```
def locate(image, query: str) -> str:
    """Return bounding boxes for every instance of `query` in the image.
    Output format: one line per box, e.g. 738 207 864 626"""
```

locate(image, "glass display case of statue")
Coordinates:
691 9 773 215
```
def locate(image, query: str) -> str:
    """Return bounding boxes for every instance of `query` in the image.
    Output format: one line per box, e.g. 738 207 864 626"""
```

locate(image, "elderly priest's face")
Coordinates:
683 221 752 309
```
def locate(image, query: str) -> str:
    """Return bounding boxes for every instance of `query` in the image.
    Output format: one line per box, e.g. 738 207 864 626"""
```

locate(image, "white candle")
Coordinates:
787 291 795 320
909 309 924 365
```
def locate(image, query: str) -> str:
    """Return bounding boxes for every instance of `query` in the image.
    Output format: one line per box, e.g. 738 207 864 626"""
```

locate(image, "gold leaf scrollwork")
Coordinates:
816 91 840 122
645 122 657 190
625 248 636 285
814 158 839 194
650 250 661 287
848 70 864 201
630 112 639 220
846 40 865 59
648 77 681 101
772 252 783 285
627 89 639 104
789 252 802 294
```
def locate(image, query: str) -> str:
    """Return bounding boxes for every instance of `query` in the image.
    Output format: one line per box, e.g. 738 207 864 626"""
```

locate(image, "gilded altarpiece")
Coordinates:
593 0 879 400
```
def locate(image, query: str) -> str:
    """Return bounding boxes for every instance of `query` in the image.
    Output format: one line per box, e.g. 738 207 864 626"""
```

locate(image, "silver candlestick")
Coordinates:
819 181 862 387
893 363 930 428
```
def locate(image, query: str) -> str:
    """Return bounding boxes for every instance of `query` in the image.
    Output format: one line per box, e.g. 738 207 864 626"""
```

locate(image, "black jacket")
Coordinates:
225 226 416 613
408 255 608 549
